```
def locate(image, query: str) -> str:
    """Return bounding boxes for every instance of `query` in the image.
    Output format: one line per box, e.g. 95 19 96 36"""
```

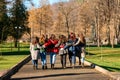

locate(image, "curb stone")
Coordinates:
84 60 120 80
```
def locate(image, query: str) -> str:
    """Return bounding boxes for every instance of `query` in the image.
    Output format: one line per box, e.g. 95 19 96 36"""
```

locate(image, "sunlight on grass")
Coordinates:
0 42 30 71
0 55 28 70
86 46 120 72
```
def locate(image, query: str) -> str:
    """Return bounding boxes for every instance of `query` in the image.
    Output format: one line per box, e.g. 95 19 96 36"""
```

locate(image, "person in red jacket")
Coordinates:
43 34 58 69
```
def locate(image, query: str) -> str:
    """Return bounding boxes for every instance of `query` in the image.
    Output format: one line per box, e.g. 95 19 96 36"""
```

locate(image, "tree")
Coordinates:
0 0 9 43
28 0 53 37
58 0 78 38
38 0 53 35
9 0 28 47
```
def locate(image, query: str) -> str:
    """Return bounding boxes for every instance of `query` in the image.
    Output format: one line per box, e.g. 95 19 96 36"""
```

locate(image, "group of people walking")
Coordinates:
30 32 86 70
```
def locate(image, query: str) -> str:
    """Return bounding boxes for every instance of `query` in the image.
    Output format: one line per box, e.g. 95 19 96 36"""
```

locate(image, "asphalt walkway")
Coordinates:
11 55 112 80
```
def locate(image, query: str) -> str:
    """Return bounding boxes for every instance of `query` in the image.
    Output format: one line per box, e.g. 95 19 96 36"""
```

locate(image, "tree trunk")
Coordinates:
14 38 18 48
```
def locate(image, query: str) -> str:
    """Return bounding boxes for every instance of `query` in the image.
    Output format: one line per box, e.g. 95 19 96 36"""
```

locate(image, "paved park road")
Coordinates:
11 55 112 80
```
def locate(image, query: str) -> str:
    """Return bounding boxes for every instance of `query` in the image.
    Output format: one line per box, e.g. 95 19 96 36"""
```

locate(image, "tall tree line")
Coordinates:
27 0 120 47
0 0 29 47
0 0 9 43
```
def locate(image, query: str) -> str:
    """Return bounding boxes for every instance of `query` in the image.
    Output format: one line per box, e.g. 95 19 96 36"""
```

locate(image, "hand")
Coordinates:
42 45 45 48
72 43 75 46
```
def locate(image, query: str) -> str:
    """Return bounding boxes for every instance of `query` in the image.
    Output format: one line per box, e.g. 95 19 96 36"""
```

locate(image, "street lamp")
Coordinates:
15 26 22 52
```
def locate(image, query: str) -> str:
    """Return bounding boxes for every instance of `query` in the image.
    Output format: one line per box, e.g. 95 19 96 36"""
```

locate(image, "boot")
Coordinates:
70 63 72 67
44 64 47 69
42 65 44 70
35 66 38 70
52 64 54 69
79 60 81 65
72 64 75 69
33 65 35 70
51 64 53 69
81 63 84 68
51 64 54 69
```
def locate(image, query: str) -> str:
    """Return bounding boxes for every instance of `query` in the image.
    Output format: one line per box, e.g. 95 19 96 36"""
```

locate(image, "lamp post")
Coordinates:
15 26 22 52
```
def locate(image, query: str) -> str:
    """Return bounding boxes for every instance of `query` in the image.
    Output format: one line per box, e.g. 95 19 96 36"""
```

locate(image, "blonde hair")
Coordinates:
79 33 85 44
40 34 45 43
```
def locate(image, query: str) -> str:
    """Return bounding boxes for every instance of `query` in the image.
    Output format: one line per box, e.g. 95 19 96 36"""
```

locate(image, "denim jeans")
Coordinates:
68 46 76 65
32 60 38 67
40 52 47 66
60 54 67 67
81 57 85 63
50 52 56 64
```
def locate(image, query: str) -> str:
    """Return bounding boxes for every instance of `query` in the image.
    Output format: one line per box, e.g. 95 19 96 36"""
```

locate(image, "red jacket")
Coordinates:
44 39 59 53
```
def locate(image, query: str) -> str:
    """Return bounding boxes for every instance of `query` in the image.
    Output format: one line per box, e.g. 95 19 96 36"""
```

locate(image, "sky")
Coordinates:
49 0 60 4
24 0 60 9
24 0 68 9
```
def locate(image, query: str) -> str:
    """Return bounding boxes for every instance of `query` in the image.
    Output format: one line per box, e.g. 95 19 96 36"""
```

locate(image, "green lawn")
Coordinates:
0 55 28 70
86 45 120 72
0 42 120 72
0 42 30 71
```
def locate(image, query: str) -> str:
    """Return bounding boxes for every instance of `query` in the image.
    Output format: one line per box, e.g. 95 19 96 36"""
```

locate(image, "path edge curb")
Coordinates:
0 55 31 80
84 60 120 80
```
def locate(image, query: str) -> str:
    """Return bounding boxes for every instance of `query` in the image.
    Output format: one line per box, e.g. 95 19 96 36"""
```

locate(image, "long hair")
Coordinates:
50 34 56 40
59 35 66 43
79 33 86 44
40 34 45 43
31 37 39 45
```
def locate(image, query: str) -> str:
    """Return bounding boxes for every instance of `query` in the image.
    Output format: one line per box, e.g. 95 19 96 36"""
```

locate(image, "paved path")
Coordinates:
11 55 112 80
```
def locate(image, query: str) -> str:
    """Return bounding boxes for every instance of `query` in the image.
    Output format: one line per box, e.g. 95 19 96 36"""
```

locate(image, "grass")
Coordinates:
0 55 28 70
0 42 120 72
0 42 30 71
86 45 120 72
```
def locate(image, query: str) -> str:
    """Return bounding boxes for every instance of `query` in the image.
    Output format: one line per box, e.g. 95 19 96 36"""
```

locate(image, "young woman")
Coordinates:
74 33 86 67
39 34 47 70
30 37 40 70
43 34 59 69
65 33 77 68
58 35 68 68
79 33 86 67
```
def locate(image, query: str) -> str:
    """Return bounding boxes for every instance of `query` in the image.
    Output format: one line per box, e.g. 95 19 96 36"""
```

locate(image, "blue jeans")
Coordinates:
81 57 85 63
40 52 47 66
50 52 56 64
68 46 76 65
32 60 38 67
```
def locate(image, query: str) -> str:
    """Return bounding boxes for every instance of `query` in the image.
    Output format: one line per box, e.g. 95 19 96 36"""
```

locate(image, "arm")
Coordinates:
74 38 80 46
55 40 61 47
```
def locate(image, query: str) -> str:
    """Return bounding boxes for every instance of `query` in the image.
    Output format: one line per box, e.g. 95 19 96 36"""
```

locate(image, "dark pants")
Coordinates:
68 51 76 66
32 60 38 67
60 54 67 68
68 46 76 66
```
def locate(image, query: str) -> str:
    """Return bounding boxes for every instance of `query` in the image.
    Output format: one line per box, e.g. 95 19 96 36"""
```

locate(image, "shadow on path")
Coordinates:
11 72 97 80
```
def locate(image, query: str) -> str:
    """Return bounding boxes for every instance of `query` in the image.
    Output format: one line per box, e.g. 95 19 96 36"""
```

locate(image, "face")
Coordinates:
70 33 75 39
51 34 55 39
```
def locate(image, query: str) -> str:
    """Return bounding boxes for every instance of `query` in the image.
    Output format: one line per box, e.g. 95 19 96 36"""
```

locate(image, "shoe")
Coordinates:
72 64 75 69
42 66 44 70
81 63 84 68
35 66 38 70
70 63 72 67
63 66 66 69
52 64 54 69
33 65 35 70
44 65 47 69
51 64 54 69
79 61 81 65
